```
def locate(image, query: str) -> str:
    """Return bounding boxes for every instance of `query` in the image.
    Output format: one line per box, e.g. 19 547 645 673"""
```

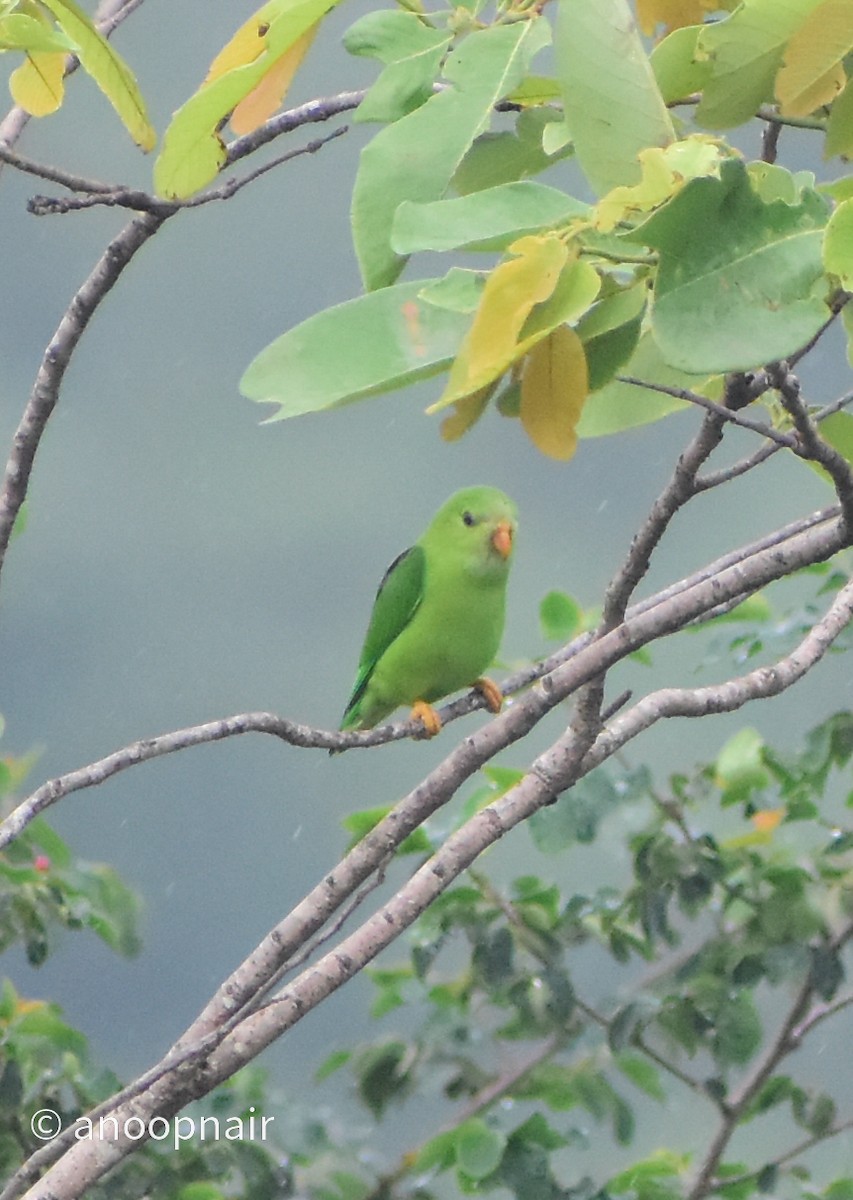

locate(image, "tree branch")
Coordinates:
0 211 168 589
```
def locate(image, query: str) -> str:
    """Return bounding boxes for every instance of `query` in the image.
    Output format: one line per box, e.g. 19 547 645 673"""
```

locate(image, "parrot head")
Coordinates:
426 486 517 578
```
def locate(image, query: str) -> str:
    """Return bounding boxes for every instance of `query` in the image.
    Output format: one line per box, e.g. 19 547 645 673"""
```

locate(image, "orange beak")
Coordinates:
491 520 513 560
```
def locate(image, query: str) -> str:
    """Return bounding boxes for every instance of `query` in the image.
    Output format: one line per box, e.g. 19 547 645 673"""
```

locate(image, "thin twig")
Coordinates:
615 375 797 448
28 126 349 215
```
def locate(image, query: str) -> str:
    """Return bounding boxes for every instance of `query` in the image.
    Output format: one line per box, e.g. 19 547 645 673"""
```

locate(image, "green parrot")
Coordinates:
339 486 517 739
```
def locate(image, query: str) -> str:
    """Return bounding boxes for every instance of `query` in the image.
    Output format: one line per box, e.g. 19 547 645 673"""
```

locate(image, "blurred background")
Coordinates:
1 0 851 1170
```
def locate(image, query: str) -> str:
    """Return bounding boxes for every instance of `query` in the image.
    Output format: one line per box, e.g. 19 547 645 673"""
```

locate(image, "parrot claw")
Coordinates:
474 677 503 714
410 700 442 738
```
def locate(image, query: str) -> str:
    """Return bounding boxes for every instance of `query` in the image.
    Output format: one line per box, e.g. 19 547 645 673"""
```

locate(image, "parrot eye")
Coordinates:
461 511 476 527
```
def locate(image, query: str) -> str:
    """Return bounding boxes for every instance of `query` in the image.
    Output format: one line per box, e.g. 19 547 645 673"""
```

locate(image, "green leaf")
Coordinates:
392 181 588 255
712 992 762 1065
633 159 829 373
38 0 154 149
0 13 74 52
352 19 547 289
715 727 770 805
824 197 853 287
577 331 701 437
615 1053 666 1102
529 769 622 851
240 278 471 417
341 805 431 854
651 25 713 103
155 0 338 198
343 11 451 123
455 1119 506 1180
826 75 853 158
539 590 583 641
315 1048 351 1081
554 0 674 195
453 106 572 195
695 0 826 130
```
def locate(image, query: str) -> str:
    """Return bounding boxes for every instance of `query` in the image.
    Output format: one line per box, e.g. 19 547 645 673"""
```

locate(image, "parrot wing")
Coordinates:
342 543 426 723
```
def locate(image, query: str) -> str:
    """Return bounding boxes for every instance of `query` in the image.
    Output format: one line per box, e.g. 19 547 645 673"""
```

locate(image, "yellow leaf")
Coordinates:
637 0 709 37
206 1 282 82
595 138 728 232
520 325 588 460
778 61 845 118
439 380 497 442
9 50 65 115
431 235 568 410
230 25 316 135
776 0 853 117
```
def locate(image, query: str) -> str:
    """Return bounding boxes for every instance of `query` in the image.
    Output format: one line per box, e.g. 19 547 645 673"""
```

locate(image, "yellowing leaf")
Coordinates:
776 0 853 117
595 138 728 232
230 25 316 134
637 0 710 36
520 325 588 460
205 1 281 81
430 235 569 410
155 0 338 198
10 51 65 115
38 0 155 149
439 380 497 441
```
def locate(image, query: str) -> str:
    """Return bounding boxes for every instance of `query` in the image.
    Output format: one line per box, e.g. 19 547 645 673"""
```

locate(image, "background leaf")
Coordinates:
351 20 547 290
554 0 674 195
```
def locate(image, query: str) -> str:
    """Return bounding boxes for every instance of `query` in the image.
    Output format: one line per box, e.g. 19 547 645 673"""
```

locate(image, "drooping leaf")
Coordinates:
391 181 588 255
440 379 497 442
230 26 318 135
351 19 548 289
695 0 826 129
240 279 471 418
9 50 64 114
520 324 588 460
155 0 338 198
554 0 675 195
431 234 567 408
631 158 829 373
774 0 853 117
38 0 154 148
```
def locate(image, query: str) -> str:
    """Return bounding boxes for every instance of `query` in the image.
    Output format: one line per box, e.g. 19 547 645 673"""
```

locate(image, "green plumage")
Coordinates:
340 486 517 732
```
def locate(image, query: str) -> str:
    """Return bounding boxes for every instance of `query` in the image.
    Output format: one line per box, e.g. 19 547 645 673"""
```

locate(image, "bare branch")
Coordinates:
615 374 797 448
581 573 853 772
27 126 350 216
768 362 853 533
601 410 725 630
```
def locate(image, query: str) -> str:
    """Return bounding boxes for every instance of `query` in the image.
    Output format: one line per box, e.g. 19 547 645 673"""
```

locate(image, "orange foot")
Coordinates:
410 699 442 738
474 676 503 713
